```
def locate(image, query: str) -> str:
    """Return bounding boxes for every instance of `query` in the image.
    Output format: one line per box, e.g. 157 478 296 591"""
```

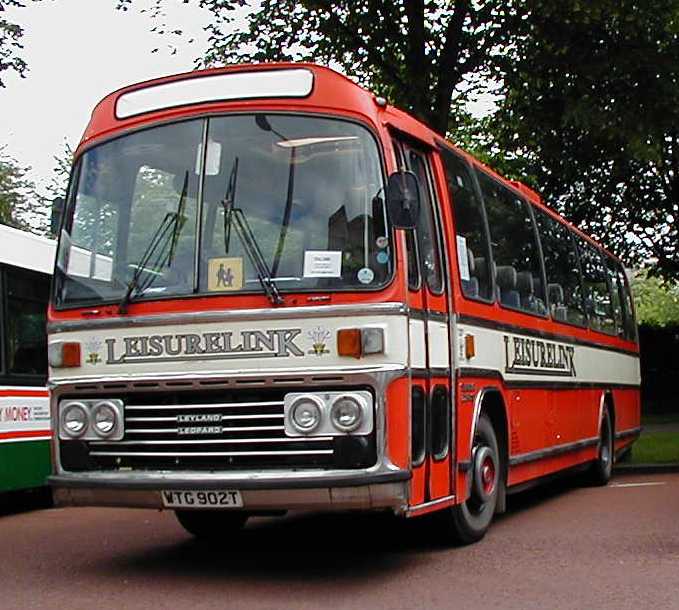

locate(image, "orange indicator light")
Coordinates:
337 329 363 359
464 334 476 360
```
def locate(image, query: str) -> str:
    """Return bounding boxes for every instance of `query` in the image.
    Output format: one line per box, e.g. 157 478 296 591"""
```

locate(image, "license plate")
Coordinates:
161 489 243 509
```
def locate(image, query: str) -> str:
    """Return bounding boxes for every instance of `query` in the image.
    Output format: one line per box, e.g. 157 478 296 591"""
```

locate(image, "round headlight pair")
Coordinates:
61 401 118 438
289 395 363 434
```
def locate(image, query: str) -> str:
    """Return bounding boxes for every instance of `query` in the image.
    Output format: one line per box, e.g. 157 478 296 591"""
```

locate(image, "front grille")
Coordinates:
60 388 376 472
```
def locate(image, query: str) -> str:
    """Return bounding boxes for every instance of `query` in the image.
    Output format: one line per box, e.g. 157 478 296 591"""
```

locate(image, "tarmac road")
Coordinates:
1 473 678 610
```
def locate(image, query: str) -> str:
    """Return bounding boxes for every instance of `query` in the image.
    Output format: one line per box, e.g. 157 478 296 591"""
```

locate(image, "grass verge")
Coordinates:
631 431 679 464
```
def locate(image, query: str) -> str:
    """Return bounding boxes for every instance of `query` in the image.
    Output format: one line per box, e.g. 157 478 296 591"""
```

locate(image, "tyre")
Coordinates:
587 407 613 486
175 509 249 539
437 413 502 545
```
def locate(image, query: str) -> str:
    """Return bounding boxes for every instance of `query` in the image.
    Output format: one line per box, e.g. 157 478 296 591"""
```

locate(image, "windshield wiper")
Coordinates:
118 171 189 314
222 158 283 306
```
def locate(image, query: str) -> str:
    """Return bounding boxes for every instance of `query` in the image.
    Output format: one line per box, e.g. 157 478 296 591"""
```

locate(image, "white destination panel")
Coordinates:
116 69 314 119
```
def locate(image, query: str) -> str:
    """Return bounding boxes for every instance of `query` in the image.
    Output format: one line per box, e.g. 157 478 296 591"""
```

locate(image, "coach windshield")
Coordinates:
53 114 391 308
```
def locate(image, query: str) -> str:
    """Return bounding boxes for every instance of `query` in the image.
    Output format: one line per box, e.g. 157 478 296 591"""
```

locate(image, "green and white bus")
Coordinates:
0 223 55 494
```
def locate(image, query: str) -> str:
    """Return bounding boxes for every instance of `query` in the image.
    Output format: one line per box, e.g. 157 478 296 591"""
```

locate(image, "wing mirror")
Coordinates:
50 197 64 237
386 170 420 229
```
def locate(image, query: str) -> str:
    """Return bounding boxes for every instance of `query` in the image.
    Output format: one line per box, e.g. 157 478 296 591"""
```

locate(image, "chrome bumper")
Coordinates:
49 469 410 513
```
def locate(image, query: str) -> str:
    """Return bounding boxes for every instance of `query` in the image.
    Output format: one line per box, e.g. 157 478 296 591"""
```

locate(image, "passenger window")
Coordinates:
605 256 625 337
4 268 49 379
534 210 587 326
440 148 492 301
576 239 616 334
477 172 546 315
393 140 420 291
617 264 638 342
407 148 444 294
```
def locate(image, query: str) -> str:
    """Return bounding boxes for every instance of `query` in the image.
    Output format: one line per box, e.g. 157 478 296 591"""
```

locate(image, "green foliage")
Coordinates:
0 146 38 228
632 271 679 327
482 0 679 280
0 0 43 87
115 0 527 134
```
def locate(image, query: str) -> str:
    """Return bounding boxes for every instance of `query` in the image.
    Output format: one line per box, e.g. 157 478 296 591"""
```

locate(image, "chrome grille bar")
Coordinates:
89 450 333 457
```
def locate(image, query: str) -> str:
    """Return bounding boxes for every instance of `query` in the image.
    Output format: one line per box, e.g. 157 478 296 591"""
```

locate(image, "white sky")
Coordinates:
1 0 212 195
1 0 495 199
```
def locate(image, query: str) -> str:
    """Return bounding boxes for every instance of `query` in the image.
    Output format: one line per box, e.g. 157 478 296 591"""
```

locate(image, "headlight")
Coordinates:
330 395 363 432
58 398 125 441
290 396 323 433
61 402 89 438
283 391 373 437
92 401 118 437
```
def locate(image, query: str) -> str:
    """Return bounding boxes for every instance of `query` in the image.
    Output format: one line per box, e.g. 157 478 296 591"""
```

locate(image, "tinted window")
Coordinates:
617 264 638 342
393 140 420 291
440 148 492 300
605 256 625 337
4 268 49 379
534 210 587 326
477 172 546 315
576 238 616 334
407 147 443 294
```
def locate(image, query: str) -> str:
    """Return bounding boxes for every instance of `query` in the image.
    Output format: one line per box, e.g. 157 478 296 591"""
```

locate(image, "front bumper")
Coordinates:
49 469 411 513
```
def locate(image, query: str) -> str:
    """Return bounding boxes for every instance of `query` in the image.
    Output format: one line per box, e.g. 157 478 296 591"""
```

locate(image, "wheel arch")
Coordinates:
471 387 509 512
598 390 616 438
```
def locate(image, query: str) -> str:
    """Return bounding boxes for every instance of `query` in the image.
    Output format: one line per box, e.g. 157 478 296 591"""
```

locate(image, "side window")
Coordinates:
393 140 420 291
406 147 444 294
534 210 587 326
477 172 546 315
576 238 616 334
3 268 49 379
605 256 625 337
617 264 638 342
439 148 493 301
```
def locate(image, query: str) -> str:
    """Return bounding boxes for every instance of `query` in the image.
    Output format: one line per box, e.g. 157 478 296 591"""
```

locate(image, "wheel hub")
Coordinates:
472 445 497 503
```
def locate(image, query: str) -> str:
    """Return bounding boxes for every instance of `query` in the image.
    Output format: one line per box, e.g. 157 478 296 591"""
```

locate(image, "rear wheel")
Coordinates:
437 414 502 545
587 407 613 486
175 509 249 539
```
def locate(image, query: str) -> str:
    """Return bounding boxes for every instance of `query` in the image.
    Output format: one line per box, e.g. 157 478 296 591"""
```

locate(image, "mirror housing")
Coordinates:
386 170 420 229
50 197 65 237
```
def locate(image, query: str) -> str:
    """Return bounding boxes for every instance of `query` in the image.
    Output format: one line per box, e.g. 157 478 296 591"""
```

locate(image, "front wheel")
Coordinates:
175 509 249 539
437 414 502 545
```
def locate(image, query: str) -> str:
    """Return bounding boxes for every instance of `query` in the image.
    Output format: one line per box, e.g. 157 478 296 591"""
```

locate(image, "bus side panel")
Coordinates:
0 440 51 492
386 377 411 470
612 387 642 450
0 388 52 492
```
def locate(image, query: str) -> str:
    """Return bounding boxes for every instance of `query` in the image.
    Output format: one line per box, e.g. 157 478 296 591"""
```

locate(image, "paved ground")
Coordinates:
1 473 678 610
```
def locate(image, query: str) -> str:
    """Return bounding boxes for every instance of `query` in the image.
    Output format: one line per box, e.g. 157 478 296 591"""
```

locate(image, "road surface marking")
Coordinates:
610 482 667 488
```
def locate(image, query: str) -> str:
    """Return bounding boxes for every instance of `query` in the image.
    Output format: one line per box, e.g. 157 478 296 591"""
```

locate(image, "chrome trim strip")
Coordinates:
126 414 284 422
49 468 410 490
406 494 456 515
49 364 407 387
48 302 408 334
89 449 333 457
509 436 599 466
125 401 284 410
126 425 284 434
90 436 331 446
615 426 641 440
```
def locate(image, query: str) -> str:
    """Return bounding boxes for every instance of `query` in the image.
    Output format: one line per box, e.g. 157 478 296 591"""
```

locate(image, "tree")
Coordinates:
116 0 526 135
0 0 42 87
632 271 679 327
482 1 679 280
0 146 40 229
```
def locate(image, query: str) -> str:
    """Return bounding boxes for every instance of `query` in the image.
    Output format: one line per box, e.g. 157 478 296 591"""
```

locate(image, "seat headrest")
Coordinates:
516 271 534 296
496 265 517 290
